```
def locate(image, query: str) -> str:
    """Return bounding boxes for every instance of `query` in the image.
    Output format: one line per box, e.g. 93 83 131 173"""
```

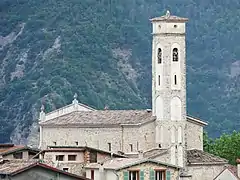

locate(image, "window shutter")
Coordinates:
140 170 144 180
149 169 155 180
123 171 129 180
166 170 171 180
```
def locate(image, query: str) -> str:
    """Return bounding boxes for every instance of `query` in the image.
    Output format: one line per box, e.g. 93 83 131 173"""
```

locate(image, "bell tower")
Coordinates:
151 11 188 167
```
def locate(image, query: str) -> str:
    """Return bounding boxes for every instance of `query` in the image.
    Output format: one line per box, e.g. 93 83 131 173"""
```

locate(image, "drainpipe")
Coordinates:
99 163 105 180
113 170 119 180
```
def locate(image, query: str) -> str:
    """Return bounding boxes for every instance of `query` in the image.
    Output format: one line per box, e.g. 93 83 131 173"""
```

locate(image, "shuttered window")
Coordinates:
123 171 129 180
166 170 171 180
140 170 144 180
150 169 155 180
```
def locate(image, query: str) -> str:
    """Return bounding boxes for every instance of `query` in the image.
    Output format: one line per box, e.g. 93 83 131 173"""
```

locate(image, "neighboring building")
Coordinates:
38 11 231 179
213 167 240 180
0 144 39 160
186 149 229 180
0 159 90 180
39 146 126 176
85 158 180 180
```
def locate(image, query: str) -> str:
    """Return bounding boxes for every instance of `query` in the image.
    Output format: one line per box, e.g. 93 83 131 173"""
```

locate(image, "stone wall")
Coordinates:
86 168 117 180
122 121 155 153
187 164 226 180
186 121 203 150
41 122 155 153
41 126 122 152
43 151 84 162
3 151 29 160
43 151 85 175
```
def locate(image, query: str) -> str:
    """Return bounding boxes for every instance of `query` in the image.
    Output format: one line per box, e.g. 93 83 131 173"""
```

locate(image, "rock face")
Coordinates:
1 0 240 144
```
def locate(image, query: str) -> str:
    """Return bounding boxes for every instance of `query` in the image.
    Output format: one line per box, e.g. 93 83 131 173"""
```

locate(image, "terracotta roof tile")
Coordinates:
187 149 228 165
143 148 168 158
0 145 25 154
0 159 37 174
0 145 39 156
0 160 90 179
40 110 155 126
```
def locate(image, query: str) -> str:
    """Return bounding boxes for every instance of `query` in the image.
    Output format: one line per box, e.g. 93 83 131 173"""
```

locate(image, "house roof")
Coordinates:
40 110 155 127
186 115 208 126
143 148 168 159
0 144 40 156
213 166 239 180
187 149 228 165
43 146 127 158
40 109 207 127
0 159 90 179
85 158 180 170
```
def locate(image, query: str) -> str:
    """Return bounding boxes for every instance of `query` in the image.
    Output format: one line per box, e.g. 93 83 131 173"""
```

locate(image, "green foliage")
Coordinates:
204 131 240 165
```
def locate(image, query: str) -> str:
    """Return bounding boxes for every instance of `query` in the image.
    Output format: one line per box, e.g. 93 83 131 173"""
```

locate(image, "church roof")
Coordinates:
187 149 228 165
40 110 155 127
40 109 207 127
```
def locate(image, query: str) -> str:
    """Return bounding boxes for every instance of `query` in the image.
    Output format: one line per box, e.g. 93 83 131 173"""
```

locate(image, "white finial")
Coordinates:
74 93 78 100
166 10 170 18
41 105 45 112
39 105 46 121
72 93 79 105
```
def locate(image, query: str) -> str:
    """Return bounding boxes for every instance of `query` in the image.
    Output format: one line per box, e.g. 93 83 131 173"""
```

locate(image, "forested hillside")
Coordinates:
1 0 240 145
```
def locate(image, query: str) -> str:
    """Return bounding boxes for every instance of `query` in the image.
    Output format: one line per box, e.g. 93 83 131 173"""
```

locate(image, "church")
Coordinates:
38 11 232 180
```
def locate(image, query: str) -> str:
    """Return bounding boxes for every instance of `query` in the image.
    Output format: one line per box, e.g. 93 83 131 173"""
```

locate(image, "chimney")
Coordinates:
236 159 240 178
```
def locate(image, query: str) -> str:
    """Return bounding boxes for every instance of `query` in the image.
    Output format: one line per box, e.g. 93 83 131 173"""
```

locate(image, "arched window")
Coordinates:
157 48 162 64
173 48 178 62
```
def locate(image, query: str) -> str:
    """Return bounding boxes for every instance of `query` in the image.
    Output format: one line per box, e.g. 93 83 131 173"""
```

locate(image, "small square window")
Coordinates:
68 155 77 161
56 155 64 161
13 152 23 159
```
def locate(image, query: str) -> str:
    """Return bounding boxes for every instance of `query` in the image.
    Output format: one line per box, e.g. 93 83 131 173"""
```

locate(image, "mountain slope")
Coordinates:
1 0 240 144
